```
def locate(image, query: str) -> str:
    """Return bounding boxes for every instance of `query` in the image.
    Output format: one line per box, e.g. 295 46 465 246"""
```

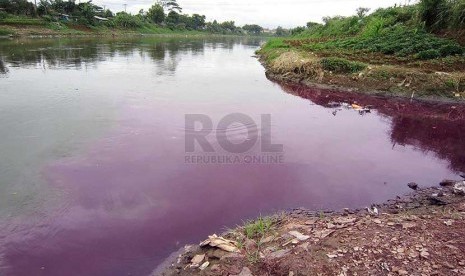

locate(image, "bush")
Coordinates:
112 12 143 28
320 57 367 73
0 11 8 20
438 44 463 57
418 0 450 31
416 49 441 59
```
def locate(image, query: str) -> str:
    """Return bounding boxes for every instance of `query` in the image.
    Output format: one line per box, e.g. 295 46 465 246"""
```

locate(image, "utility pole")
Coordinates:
123 4 127 13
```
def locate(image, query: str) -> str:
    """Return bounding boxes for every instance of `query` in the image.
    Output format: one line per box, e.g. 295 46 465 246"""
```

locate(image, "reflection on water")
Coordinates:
278 83 465 173
0 36 260 76
0 37 463 276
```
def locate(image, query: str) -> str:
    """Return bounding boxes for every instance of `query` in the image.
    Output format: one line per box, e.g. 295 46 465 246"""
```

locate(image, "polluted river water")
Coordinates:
0 37 463 275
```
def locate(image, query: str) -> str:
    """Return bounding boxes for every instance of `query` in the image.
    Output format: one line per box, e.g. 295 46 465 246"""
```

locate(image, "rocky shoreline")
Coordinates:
157 179 465 276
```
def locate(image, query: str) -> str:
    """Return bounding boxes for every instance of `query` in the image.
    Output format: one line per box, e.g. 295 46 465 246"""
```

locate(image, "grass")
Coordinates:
257 38 291 63
320 57 366 73
0 17 46 26
0 29 13 36
297 27 464 61
244 215 274 240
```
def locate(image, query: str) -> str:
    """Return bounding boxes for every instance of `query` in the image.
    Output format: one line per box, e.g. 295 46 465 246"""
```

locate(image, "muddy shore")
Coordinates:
256 49 465 103
158 180 465 275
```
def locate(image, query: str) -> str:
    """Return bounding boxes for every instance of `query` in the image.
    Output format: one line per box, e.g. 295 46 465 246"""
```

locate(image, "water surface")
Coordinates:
0 37 463 276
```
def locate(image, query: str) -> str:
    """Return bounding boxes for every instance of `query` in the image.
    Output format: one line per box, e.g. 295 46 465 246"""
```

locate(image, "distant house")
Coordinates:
93 16 109 22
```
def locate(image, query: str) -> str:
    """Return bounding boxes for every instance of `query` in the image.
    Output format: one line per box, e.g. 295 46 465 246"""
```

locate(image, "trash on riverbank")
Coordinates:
199 234 240 253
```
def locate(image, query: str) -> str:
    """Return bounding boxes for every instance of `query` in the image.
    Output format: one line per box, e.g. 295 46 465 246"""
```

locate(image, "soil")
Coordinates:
158 181 465 276
258 50 465 103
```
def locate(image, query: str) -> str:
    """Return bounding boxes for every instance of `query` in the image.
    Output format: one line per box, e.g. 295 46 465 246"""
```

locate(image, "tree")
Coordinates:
157 0 181 13
356 7 370 18
418 0 449 31
147 3 164 24
165 10 180 28
190 14 206 29
242 24 263 35
275 26 289 36
306 21 320 29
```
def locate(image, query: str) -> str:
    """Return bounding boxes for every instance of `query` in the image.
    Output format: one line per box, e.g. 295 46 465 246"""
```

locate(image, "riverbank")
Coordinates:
158 179 465 275
0 22 211 38
256 42 465 103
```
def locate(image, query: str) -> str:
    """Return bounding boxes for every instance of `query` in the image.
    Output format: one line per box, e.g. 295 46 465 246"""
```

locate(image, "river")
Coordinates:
0 36 463 275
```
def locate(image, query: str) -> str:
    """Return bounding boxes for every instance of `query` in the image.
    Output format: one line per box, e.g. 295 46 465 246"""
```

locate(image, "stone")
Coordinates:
408 182 419 190
453 182 465 196
199 261 209 270
231 267 253 276
260 236 274 244
440 180 458 187
289 231 310 241
444 220 454 226
268 249 291 259
191 254 205 266
211 264 221 271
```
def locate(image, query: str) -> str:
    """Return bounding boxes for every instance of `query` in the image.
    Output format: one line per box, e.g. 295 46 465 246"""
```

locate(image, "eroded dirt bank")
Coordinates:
257 49 465 103
158 180 465 276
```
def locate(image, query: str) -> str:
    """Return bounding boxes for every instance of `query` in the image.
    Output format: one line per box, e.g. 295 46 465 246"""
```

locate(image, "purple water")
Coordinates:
0 37 463 276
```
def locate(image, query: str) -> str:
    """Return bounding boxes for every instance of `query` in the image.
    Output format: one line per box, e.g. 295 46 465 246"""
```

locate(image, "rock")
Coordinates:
444 220 454 226
402 222 417 229
428 196 448 206
200 234 240 253
199 261 209 270
220 253 244 261
211 264 221 272
231 267 253 276
408 182 419 190
420 249 430 259
313 229 335 239
440 180 458 187
453 182 465 196
191 254 205 266
209 249 227 259
289 231 310 241
268 249 291 259
298 242 309 251
260 236 274 244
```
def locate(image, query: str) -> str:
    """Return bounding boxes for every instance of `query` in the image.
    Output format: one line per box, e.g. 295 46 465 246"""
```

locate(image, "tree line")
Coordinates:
0 0 269 35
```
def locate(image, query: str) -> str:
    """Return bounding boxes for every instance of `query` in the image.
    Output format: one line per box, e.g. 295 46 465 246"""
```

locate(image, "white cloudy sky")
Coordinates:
90 0 413 28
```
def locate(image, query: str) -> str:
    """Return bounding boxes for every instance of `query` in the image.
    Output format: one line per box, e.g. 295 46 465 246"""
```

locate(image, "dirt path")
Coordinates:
158 180 465 276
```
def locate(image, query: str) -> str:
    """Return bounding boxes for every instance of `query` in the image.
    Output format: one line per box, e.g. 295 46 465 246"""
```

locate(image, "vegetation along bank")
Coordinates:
0 0 271 37
257 1 465 102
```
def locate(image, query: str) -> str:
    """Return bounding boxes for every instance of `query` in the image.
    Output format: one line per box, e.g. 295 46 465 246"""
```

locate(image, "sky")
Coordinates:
89 0 414 28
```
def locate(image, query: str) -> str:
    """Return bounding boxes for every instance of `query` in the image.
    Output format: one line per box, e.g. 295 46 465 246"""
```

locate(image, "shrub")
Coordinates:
0 11 8 20
320 57 367 73
438 44 463 57
112 12 143 28
416 49 441 59
418 0 450 31
362 17 385 37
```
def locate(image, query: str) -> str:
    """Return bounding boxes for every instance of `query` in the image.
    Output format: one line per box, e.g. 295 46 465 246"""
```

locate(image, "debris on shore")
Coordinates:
158 180 465 276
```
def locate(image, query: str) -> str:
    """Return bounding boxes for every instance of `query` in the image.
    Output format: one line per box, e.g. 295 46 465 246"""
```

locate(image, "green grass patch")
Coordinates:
299 27 464 60
321 57 367 73
0 17 46 26
0 29 13 36
243 216 274 240
256 38 290 62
